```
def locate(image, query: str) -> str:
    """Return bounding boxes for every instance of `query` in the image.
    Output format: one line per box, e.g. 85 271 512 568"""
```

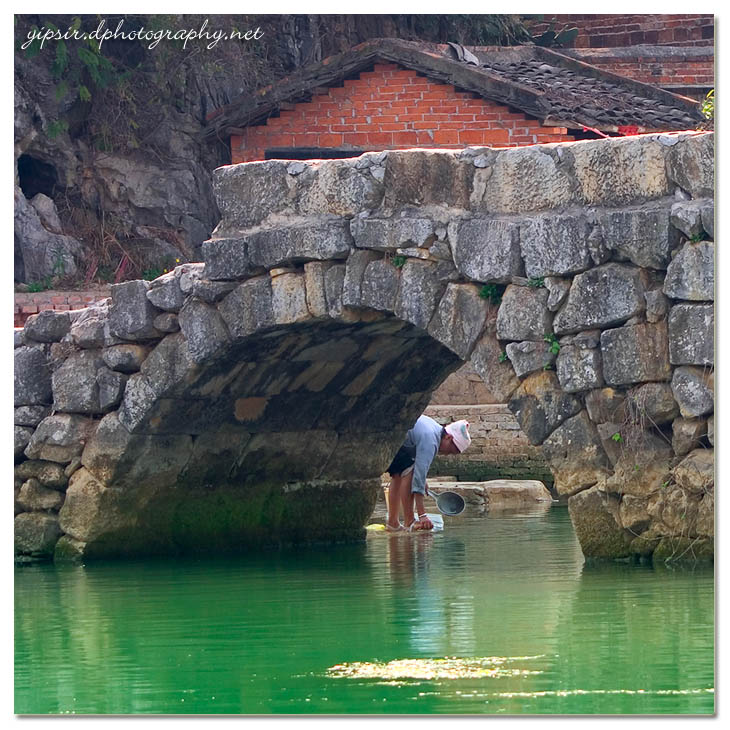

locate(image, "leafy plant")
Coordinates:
391 255 407 269
27 276 53 292
498 351 508 363
544 333 560 355
479 283 504 304
611 432 623 443
701 89 714 122
527 276 545 288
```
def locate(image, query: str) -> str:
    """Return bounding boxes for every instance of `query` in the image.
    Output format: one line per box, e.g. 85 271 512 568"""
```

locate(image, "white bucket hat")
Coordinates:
445 420 471 453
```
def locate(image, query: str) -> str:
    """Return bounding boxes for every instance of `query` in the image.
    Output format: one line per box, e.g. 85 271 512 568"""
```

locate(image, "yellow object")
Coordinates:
365 523 386 532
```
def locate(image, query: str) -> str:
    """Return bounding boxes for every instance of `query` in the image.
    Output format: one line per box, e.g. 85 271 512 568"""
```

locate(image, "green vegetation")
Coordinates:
527 276 545 288
498 351 508 363
479 283 505 304
544 332 560 355
390 255 407 269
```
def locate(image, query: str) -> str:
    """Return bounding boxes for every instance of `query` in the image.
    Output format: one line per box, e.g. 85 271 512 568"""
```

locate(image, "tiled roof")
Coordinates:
464 47 700 130
203 38 702 142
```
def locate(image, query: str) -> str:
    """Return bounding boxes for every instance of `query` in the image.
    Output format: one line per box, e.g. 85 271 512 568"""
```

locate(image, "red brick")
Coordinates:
367 132 394 145
319 133 344 146
392 131 419 144
432 129 460 144
22 305 38 314
342 132 369 146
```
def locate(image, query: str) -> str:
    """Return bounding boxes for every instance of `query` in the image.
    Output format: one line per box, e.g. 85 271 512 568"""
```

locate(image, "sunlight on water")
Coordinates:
328 655 545 680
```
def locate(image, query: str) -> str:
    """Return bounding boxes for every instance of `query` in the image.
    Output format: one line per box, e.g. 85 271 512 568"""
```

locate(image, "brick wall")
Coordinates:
231 63 573 163
424 404 552 485
527 14 714 48
14 288 110 328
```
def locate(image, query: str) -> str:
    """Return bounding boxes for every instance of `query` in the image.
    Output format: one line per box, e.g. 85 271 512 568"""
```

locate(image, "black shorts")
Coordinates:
387 445 416 476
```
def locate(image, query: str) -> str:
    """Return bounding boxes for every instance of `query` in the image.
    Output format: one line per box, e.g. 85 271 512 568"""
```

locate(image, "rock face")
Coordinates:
13 133 714 563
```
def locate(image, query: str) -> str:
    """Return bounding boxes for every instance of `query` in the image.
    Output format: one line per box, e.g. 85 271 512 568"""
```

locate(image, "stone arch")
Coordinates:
14 132 714 562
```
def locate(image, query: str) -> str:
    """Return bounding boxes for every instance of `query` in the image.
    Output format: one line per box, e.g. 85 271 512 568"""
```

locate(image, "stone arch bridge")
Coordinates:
14 132 714 562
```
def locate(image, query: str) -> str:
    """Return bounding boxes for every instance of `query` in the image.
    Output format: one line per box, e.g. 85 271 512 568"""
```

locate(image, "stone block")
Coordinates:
178 299 231 363
146 271 185 312
97 368 127 412
342 250 381 308
553 264 645 335
24 414 98 464
665 132 714 199
218 276 276 339
15 459 68 489
212 160 291 229
585 387 627 424
625 382 679 426
324 264 347 319
470 327 521 403
350 214 435 251
598 203 680 269
671 366 714 418
603 430 673 498
17 478 65 512
505 340 556 378
519 213 592 278
672 417 707 457
15 513 62 557
295 159 384 217
153 313 180 333
569 134 670 206
542 411 611 497
69 301 120 349
496 285 552 341
304 261 333 317
700 199 714 239
600 322 671 386
668 304 715 365
201 237 256 281
507 371 582 445
670 200 705 239
383 149 474 209
394 259 451 331
109 280 163 341
448 217 523 283
663 241 714 301
477 145 576 213
51 349 107 414
556 345 603 393
544 276 570 312
14 405 51 427
645 289 669 323
15 426 33 460
14 346 53 406
246 220 353 269
568 486 633 558
81 412 193 489
618 494 652 534
359 260 400 312
271 271 312 324
428 283 490 359
671 448 713 495
102 344 150 373
23 310 71 343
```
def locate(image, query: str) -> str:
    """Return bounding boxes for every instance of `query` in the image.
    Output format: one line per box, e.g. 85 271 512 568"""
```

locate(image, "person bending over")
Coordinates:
385 415 471 532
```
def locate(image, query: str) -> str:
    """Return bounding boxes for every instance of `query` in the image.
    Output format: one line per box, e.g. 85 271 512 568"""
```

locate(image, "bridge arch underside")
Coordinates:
62 315 462 558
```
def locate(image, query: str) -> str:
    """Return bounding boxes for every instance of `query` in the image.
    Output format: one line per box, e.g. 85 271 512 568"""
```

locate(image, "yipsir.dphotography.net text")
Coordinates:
21 17 264 52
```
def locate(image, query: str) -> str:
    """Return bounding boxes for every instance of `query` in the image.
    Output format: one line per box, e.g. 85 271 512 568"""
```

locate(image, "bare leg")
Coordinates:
400 472 417 529
386 475 404 528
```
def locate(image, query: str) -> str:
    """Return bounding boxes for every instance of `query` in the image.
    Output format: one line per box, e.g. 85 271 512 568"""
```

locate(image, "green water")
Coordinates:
14 506 714 715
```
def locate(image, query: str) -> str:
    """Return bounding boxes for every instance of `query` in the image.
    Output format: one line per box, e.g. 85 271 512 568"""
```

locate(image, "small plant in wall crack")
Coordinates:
611 432 623 443
390 255 407 269
527 276 545 288
498 351 508 363
544 333 560 355
479 283 504 304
